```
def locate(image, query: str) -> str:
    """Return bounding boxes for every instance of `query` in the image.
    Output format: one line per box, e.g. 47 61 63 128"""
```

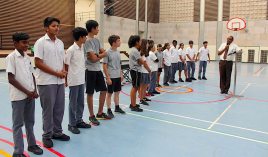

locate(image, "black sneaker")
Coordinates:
130 105 143 112
107 109 115 118
198 76 201 80
52 133 70 141
42 138 53 148
115 106 126 114
185 78 192 82
89 115 100 126
96 113 112 120
191 77 197 80
163 83 169 86
179 78 184 82
140 100 149 106
28 145 43 155
157 84 162 87
153 91 160 94
174 80 178 83
143 97 151 101
129 104 140 109
12 154 26 157
68 125 80 134
202 77 207 80
76 121 91 128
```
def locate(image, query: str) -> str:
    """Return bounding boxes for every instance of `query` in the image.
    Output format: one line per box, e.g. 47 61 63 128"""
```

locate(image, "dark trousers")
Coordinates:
187 61 195 78
219 60 233 93
198 61 207 78
12 99 36 154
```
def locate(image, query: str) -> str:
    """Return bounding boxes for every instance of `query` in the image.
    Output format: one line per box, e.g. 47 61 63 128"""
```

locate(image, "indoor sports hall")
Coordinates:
0 0 268 157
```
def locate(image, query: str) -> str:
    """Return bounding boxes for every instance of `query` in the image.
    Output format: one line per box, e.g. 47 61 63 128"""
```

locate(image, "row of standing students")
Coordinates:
6 17 127 157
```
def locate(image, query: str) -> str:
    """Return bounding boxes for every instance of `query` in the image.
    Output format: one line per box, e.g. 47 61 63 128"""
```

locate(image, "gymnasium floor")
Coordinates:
0 62 268 157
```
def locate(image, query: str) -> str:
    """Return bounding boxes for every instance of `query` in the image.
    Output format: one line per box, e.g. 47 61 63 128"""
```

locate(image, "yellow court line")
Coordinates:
0 150 12 157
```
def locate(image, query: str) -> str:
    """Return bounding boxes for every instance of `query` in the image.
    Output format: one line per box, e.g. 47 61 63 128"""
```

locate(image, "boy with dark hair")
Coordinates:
103 35 126 118
65 27 91 134
186 40 197 80
196 41 211 80
7 32 43 156
34 17 70 148
84 20 110 126
128 35 144 112
170 40 178 83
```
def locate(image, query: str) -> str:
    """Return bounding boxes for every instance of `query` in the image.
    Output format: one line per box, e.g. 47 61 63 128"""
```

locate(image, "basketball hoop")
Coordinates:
227 17 246 31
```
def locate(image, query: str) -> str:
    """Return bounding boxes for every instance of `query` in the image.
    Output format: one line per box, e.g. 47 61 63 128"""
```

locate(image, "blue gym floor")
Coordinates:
0 62 268 157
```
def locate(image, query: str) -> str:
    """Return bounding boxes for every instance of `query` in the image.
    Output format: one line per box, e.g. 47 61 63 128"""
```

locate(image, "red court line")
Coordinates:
0 138 30 157
0 125 65 157
254 67 264 75
120 90 232 104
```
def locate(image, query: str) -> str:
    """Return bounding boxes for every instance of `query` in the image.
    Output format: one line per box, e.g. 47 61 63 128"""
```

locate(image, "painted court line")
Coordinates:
152 81 198 99
254 67 265 77
207 83 251 129
0 149 12 157
126 111 268 146
93 103 268 144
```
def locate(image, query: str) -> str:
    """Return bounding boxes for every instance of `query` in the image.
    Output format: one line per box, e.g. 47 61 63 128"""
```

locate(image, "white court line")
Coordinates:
91 102 268 146
91 98 268 136
207 83 251 129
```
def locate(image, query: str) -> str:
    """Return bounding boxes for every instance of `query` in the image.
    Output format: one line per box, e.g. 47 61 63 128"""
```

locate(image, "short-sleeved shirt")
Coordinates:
218 43 241 61
163 49 172 66
129 47 142 72
186 47 196 61
178 48 186 62
148 51 158 72
103 48 121 78
170 46 179 63
198 47 209 61
155 51 163 68
84 37 102 71
64 42 85 87
140 56 149 73
34 34 65 85
6 50 35 101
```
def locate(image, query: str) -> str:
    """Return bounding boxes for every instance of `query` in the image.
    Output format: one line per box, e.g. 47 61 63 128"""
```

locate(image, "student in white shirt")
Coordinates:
178 43 192 82
218 36 240 94
162 43 172 86
139 39 151 106
147 40 160 95
34 17 70 148
65 27 91 134
170 40 178 83
6 32 43 157
155 44 164 87
196 41 211 80
186 40 197 80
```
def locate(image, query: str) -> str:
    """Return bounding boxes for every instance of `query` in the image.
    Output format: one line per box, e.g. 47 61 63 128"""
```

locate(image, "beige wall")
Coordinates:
160 0 195 23
230 0 267 20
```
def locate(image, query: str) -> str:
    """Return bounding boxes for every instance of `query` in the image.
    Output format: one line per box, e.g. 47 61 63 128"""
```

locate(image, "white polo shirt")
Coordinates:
163 49 172 66
34 34 65 85
218 43 241 61
148 51 158 72
186 47 196 61
140 55 149 73
198 47 209 61
6 50 35 101
178 48 186 62
170 46 179 63
64 42 85 87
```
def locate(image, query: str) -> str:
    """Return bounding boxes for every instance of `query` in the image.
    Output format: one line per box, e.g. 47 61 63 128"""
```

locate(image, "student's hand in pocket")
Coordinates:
107 78 112 85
